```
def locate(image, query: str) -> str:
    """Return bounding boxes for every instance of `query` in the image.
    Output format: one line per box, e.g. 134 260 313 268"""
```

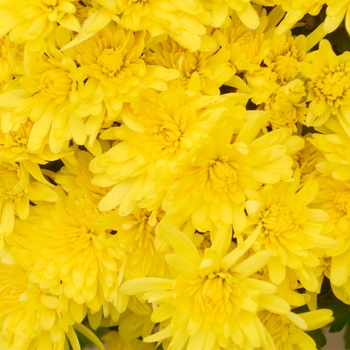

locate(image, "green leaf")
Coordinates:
306 329 327 350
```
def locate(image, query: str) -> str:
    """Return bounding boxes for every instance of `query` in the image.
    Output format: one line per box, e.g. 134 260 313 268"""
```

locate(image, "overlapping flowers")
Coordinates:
1 1 350 349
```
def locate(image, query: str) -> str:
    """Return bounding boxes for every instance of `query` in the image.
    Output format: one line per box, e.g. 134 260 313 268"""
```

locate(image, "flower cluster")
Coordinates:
1 1 350 350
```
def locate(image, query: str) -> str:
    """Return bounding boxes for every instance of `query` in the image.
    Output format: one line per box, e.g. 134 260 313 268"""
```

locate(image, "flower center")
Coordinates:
272 46 300 82
192 272 236 321
68 226 95 250
261 204 295 235
314 64 350 105
97 48 124 77
170 48 200 85
154 121 184 152
208 157 237 193
234 32 260 59
39 68 72 98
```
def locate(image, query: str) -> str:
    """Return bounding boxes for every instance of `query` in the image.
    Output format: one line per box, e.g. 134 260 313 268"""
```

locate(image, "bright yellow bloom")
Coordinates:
55 149 113 207
121 222 292 349
1 35 87 154
0 161 58 241
0 35 24 82
264 78 308 132
0 0 80 46
310 124 350 181
148 37 234 95
299 39 350 129
243 171 338 291
64 0 214 52
163 111 303 232
216 13 270 75
0 259 74 350
90 89 228 214
264 33 307 84
259 308 333 350
109 207 170 279
13 188 128 314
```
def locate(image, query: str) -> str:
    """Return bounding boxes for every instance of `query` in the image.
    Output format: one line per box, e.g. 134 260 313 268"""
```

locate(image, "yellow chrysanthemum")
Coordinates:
0 0 80 46
13 188 128 314
0 259 74 350
90 89 228 214
216 13 270 75
55 149 112 207
264 78 308 132
299 39 350 129
0 35 24 82
243 171 338 292
121 222 293 350
258 308 333 350
108 207 170 279
163 111 303 232
0 161 58 240
63 0 214 53
310 124 350 181
0 34 88 154
264 33 307 84
313 175 350 292
148 37 234 95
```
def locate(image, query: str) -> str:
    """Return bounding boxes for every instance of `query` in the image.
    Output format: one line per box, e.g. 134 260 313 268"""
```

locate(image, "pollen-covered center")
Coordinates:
314 64 350 106
261 204 296 236
334 191 350 217
39 68 72 98
208 157 237 193
97 48 124 77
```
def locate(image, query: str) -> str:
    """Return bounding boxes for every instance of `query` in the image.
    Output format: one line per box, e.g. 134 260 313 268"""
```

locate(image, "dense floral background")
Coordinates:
2 0 350 349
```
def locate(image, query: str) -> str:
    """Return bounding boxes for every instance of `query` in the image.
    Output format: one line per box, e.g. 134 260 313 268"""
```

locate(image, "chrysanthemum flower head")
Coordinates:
299 39 350 130
0 35 24 82
264 33 307 84
121 222 293 349
90 89 229 214
148 37 234 95
13 188 128 314
243 170 338 291
259 308 333 350
264 78 308 132
0 0 80 52
3 37 88 154
163 110 303 232
0 160 58 241
310 122 350 181
0 259 77 350
216 13 270 75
